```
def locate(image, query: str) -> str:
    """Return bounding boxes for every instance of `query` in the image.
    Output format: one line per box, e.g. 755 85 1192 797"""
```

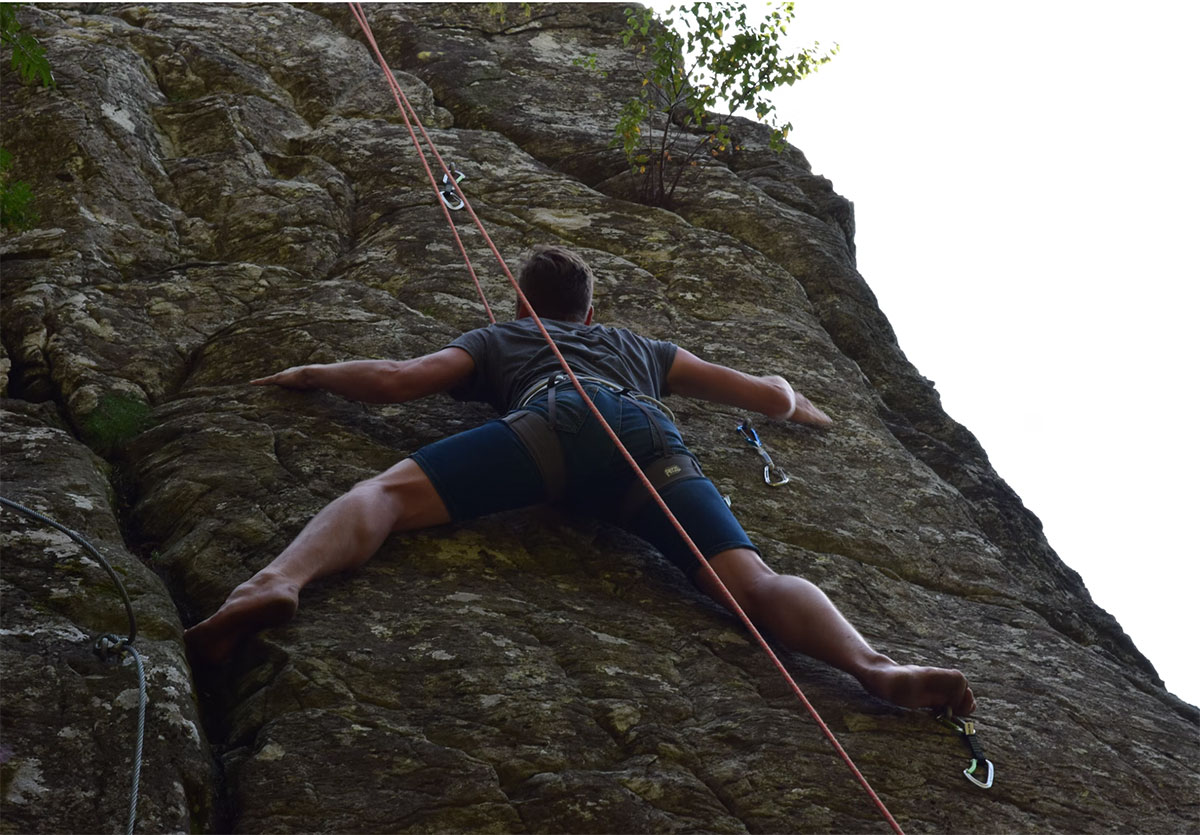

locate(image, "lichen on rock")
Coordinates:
1 4 1195 834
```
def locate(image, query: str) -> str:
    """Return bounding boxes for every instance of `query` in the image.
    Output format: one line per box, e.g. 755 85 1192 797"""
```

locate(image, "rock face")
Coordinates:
1 4 1196 833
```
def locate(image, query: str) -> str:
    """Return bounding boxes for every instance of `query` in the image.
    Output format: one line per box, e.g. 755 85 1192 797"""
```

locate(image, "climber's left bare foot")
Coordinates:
184 571 300 666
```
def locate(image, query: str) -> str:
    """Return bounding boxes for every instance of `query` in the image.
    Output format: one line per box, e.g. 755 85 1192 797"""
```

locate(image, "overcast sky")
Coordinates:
652 0 1199 705
785 1 1198 706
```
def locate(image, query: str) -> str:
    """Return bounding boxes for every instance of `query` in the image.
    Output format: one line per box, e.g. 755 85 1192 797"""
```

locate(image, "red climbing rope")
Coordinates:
346 3 494 323
347 5 904 833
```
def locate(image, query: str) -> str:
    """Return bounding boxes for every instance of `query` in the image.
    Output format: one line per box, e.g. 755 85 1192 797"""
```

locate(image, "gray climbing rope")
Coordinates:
0 495 136 643
126 644 148 835
0 495 148 834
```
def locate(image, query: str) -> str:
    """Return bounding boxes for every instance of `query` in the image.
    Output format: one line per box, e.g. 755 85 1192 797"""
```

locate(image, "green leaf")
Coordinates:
616 0 833 205
0 147 38 231
2 3 55 88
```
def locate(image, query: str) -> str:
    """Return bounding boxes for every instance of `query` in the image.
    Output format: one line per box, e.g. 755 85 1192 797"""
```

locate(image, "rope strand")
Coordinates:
124 645 147 835
348 6 903 832
1 496 148 835
347 3 494 323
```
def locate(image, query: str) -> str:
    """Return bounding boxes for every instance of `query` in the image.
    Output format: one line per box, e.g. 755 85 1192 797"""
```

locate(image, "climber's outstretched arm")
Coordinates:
251 347 475 404
666 347 833 427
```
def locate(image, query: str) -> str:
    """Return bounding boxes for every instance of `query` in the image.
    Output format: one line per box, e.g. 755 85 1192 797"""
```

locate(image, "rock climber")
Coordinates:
185 245 975 716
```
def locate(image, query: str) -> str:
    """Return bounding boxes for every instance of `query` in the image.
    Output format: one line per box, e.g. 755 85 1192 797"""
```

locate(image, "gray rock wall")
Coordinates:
2 4 1195 833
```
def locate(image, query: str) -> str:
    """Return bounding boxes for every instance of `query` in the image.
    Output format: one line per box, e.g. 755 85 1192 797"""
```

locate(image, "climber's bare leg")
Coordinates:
696 548 976 715
184 458 449 664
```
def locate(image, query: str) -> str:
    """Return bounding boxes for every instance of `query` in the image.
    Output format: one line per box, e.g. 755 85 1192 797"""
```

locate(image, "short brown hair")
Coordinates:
517 245 594 322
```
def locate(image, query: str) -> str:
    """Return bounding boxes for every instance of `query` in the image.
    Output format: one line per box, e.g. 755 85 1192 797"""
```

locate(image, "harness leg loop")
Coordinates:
501 410 565 502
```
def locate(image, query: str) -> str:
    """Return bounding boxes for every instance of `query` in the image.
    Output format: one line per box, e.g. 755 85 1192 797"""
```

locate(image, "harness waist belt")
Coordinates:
515 374 676 424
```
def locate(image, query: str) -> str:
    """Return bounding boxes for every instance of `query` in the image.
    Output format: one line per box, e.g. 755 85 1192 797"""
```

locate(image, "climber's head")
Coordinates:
516 245 594 324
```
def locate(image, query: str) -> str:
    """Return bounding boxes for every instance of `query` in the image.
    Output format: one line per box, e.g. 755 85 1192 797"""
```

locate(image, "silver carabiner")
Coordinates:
439 163 465 210
737 420 790 487
762 459 790 487
939 712 994 789
755 443 790 486
964 757 994 790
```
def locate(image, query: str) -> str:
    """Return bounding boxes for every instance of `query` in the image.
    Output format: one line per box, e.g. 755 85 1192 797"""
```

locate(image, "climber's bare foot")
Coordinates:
859 657 976 715
184 572 299 666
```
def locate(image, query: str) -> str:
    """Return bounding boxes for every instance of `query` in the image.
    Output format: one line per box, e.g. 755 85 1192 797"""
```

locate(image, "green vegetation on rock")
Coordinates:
614 2 835 206
1 2 54 231
0 147 38 230
81 393 153 452
1 3 53 86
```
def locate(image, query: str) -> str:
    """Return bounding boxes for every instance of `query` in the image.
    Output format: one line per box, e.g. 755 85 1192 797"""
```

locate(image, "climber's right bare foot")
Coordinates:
858 657 976 716
184 572 299 666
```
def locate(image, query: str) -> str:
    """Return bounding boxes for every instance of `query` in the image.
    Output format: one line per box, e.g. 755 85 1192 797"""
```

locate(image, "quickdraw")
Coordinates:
439 162 466 210
736 419 790 486
939 711 994 789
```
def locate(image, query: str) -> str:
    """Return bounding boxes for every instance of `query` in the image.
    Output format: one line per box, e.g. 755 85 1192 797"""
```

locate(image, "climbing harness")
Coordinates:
349 5 905 831
501 408 567 500
516 372 678 424
439 162 466 210
0 496 148 835
939 711 995 789
505 373 702 520
736 419 790 486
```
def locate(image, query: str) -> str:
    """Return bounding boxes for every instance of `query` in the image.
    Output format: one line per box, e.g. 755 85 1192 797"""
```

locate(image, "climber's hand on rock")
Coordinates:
788 391 833 428
252 365 319 390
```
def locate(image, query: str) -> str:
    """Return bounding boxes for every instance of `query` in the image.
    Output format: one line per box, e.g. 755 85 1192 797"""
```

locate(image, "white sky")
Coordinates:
655 0 1199 705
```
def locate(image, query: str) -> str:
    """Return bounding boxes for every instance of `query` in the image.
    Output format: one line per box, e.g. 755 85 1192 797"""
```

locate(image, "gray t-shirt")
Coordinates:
448 318 678 413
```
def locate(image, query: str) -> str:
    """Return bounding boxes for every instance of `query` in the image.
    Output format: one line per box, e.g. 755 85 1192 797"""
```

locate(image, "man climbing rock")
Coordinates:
186 245 975 716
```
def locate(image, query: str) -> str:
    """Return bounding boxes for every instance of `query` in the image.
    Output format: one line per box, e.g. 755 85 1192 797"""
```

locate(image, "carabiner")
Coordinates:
963 757 994 790
736 420 760 447
736 420 790 487
938 712 995 789
439 163 466 210
761 456 790 487
93 633 130 661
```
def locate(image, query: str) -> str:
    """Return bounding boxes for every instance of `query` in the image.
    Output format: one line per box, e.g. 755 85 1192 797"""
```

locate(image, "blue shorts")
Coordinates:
410 385 758 577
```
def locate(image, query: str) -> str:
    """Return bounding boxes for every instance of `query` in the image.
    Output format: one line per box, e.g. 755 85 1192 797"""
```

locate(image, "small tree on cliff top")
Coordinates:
615 2 835 207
